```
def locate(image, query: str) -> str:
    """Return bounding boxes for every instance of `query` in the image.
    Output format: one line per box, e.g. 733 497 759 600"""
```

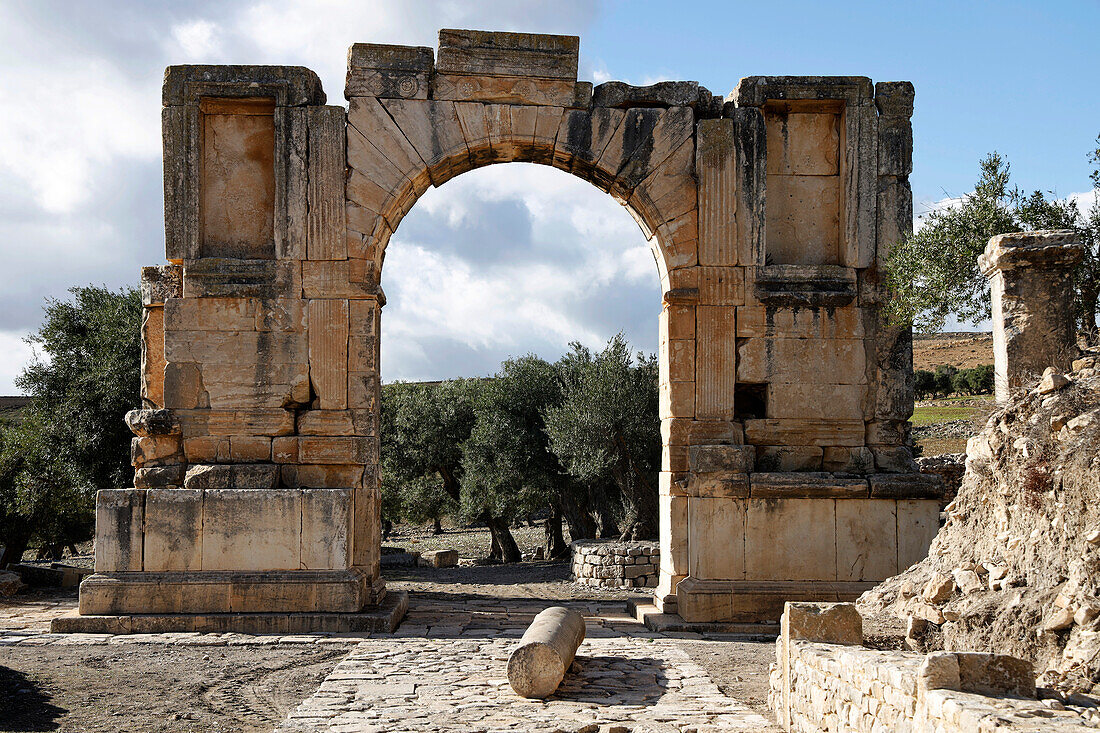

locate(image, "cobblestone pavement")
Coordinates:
278 596 778 733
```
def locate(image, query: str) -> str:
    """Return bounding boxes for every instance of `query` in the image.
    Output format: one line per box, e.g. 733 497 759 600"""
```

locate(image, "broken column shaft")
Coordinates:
979 230 1084 402
507 606 586 698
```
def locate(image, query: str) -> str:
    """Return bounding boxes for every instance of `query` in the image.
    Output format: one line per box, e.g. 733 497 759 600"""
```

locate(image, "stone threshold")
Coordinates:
50 590 408 635
627 599 779 639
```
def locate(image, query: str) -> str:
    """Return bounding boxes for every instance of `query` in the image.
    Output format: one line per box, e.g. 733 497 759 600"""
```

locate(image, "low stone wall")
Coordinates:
570 540 659 589
770 602 1095 731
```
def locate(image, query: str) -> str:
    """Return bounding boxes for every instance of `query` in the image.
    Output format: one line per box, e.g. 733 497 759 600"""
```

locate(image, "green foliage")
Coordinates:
379 379 481 525
1 286 142 563
885 144 1100 339
913 364 994 399
543 336 660 540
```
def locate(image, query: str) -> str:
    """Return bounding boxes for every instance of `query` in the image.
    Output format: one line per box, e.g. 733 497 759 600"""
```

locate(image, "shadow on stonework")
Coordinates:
553 655 670 707
0 665 67 731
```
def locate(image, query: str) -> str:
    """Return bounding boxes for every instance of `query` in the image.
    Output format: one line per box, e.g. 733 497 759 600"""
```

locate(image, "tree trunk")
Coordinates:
492 516 522 563
432 516 443 535
1082 288 1099 346
382 518 393 540
483 512 502 562
545 503 569 559
0 529 30 568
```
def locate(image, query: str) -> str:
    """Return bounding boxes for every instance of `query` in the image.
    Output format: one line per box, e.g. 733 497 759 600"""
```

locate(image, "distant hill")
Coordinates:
0 396 31 422
912 332 993 371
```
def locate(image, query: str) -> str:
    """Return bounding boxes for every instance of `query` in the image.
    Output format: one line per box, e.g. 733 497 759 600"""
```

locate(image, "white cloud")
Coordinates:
0 331 37 395
171 19 224 60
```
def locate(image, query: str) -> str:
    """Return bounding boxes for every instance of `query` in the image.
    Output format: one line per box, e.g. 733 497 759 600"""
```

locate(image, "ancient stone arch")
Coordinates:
58 30 942 634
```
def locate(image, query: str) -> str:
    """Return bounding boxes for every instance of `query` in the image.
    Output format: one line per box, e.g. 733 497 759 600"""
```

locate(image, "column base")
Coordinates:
75 569 383 616
52 589 407 635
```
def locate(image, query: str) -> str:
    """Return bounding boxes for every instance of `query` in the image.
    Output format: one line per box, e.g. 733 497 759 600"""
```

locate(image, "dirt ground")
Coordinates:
913 331 993 371
0 644 346 733
0 561 779 731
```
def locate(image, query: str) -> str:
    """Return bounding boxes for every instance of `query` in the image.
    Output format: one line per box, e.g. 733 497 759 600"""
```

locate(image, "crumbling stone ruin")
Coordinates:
55 29 941 634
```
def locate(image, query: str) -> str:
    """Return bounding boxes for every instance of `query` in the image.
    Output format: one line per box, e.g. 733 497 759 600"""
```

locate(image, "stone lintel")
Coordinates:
874 81 915 118
163 65 325 107
731 76 873 109
345 43 433 100
749 472 869 499
979 229 1084 275
753 264 858 307
592 80 707 109
436 29 579 80
348 43 434 72
867 473 944 500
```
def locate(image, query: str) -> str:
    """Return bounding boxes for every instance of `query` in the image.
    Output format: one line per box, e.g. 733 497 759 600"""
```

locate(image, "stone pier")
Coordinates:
979 230 1084 402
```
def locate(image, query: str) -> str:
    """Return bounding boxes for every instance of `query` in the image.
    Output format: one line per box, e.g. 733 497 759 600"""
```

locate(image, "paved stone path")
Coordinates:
278 596 777 733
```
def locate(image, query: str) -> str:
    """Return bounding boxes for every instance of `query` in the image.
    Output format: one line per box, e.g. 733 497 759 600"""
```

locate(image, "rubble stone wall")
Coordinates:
571 540 659 589
770 602 1093 732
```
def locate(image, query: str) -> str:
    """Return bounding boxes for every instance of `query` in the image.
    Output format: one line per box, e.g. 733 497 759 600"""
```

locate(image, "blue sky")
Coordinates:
0 0 1096 392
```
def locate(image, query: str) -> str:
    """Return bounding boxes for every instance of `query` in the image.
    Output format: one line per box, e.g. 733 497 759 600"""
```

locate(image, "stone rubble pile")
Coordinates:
570 540 659 589
860 352 1100 696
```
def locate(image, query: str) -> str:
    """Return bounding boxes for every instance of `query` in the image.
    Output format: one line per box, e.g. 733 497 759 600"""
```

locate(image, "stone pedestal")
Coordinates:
979 230 1084 402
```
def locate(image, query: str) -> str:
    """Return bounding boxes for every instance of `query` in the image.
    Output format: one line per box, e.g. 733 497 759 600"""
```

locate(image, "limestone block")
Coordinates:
660 339 695 382
293 464 366 489
164 296 256 332
736 337 866 385
746 498 836 581
604 107 695 195
255 299 309 334
308 299 349 410
822 446 874 473
348 371 380 411
735 304 864 340
507 606 586 699
198 362 311 410
661 443 688 472
174 408 295 437
228 436 272 463
593 80 708 109
766 174 840 266
141 307 166 408
144 489 203 571
348 300 380 337
750 473 868 498
697 118 738 266
658 380 694 420
346 97 430 205
658 471 688 497
686 473 749 498
744 419 865 447
872 446 918 473
201 489 301 571
134 465 184 489
835 499 898 582
272 436 299 463
183 436 230 463
627 136 697 233
131 435 182 467
661 418 743 446
163 362 209 409
140 264 183 306
689 444 755 473
301 488 352 569
898 500 940 571
302 260 376 299
199 98 276 260
782 601 862 644
298 436 377 465
688 497 746 580
676 577 733 622
307 105 347 260
380 99 470 185
421 549 459 568
125 409 182 437
552 107 624 176
181 258 300 300
654 208 698 269
345 42 433 99
296 409 376 437
165 330 307 365
918 652 961 691
659 493 688 577
433 73 579 107
868 474 943 499
436 29 579 80
766 383 865 421
766 111 840 176
955 653 1036 697
694 306 736 420
184 463 279 490
94 489 145 572
755 446 823 472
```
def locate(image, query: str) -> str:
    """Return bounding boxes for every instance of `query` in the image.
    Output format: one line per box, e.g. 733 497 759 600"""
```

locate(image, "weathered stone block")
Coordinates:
144 489 203 571
897 500 940 571
746 498 836 581
345 43 433 100
94 489 145 572
301 488 352 569
184 463 279 490
781 601 862 645
835 499 898 581
689 444 755 473
201 489 302 571
688 497 745 580
754 445 823 472
436 29 579 80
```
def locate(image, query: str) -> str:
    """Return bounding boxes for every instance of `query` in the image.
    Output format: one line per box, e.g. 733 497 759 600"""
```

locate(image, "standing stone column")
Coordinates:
979 230 1084 401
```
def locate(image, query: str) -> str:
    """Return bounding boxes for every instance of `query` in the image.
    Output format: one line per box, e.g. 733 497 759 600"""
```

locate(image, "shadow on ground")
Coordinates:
0 665 67 731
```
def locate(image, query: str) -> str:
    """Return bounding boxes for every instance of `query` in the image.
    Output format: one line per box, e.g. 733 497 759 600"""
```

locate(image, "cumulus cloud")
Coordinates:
381 164 659 381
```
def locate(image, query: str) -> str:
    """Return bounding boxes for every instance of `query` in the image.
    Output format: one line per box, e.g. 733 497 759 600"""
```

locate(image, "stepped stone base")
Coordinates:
51 590 408 635
676 578 879 624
